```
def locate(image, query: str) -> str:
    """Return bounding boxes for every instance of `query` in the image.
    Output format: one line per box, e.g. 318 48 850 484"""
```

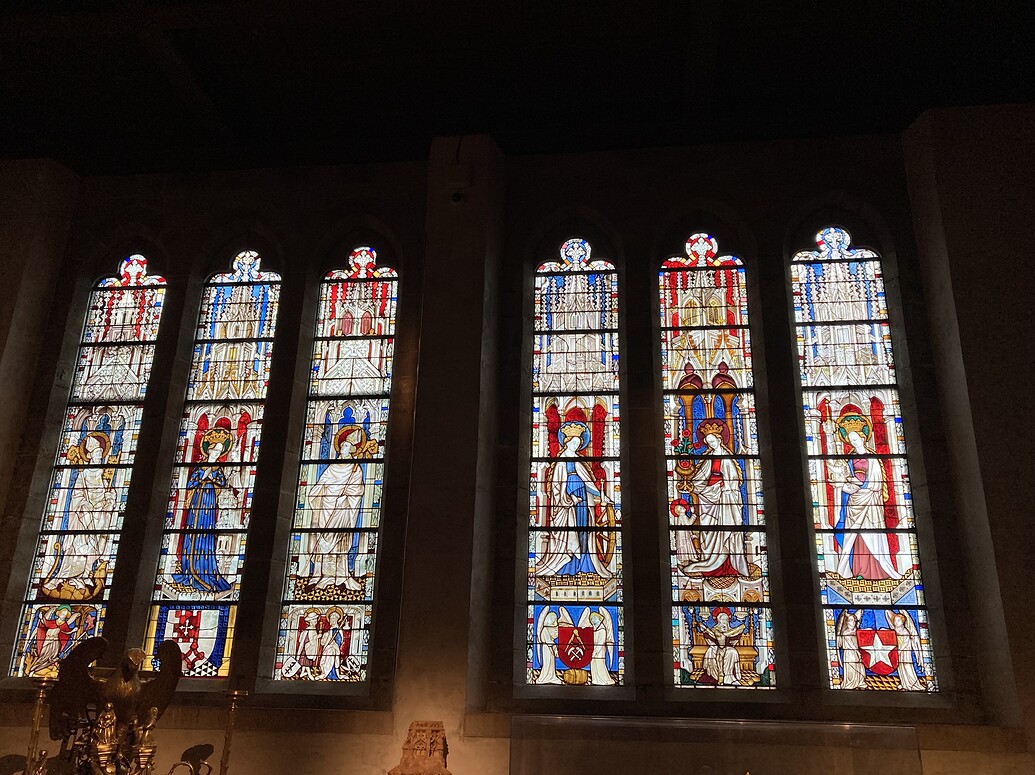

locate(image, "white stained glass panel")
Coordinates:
534 271 618 332
791 261 887 324
660 328 754 390
195 282 280 341
529 460 623 527
310 338 394 397
187 340 274 402
71 345 157 402
533 331 619 393
665 457 766 528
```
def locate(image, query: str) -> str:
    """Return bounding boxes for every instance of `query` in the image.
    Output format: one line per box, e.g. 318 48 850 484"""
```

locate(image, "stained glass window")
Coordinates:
144 251 280 678
526 238 624 687
660 234 775 689
11 255 166 677
792 227 937 692
274 247 397 682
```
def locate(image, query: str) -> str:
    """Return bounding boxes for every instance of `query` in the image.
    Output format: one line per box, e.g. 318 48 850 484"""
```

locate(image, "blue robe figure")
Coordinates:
174 428 233 594
535 421 614 579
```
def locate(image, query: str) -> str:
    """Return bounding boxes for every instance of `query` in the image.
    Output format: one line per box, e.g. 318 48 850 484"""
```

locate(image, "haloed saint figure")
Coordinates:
174 426 234 595
301 424 379 593
536 421 614 579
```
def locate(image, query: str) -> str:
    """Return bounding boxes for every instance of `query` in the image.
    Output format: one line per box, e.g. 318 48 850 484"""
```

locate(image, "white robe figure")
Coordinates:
319 609 345 679
535 430 613 579
534 610 562 685
832 430 901 580
42 434 116 593
699 612 744 686
680 432 749 578
836 610 866 689
304 463 366 590
887 611 925 690
583 608 616 686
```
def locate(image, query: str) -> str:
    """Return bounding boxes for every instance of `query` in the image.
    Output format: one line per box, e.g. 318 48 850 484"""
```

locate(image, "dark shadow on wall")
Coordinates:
172 743 216 774
0 751 74 774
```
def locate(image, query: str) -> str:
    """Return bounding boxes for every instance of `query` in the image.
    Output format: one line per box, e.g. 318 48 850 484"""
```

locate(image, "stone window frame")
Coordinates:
497 201 988 721
0 227 414 713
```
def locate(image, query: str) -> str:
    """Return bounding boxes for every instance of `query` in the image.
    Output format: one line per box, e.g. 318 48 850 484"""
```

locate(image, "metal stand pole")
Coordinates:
218 690 246 775
26 677 54 767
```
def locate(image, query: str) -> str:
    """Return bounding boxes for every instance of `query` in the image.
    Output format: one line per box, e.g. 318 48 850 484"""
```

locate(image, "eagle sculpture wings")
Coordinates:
48 637 183 744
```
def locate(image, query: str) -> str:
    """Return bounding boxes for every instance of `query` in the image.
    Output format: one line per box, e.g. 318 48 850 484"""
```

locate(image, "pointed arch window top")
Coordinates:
97 254 167 287
325 246 398 280
537 238 616 273
793 227 878 263
662 233 743 269
210 250 282 283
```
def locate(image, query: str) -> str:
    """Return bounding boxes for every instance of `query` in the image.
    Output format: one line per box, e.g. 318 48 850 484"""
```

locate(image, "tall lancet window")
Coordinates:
661 234 775 689
792 227 937 692
274 247 397 682
11 256 166 677
145 251 280 678
527 238 623 687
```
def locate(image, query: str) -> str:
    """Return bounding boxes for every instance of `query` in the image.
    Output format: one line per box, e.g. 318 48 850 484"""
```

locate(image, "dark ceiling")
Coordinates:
2 1 1032 175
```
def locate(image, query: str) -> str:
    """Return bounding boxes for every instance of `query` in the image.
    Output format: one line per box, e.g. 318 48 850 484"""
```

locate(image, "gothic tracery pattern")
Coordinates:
527 238 624 687
11 255 166 677
144 251 280 677
661 234 775 688
274 247 397 682
792 227 937 691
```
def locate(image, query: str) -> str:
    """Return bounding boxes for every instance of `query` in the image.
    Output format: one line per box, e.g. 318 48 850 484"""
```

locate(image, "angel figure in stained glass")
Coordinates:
835 609 866 689
41 418 124 601
697 608 745 686
24 604 98 677
173 426 234 595
887 610 925 690
302 423 379 592
678 420 749 578
583 607 616 685
829 413 901 581
533 609 562 684
535 421 613 579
